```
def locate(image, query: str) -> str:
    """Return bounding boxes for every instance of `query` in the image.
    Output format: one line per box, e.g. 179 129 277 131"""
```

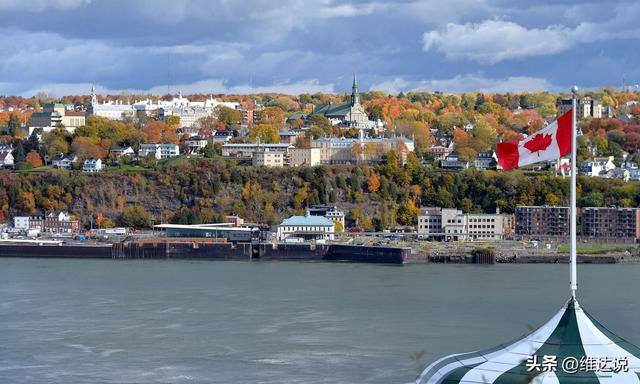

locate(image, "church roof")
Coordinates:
313 102 352 118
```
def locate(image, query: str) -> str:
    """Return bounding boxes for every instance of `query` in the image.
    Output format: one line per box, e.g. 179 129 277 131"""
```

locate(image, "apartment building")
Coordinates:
515 206 570 237
581 207 640 239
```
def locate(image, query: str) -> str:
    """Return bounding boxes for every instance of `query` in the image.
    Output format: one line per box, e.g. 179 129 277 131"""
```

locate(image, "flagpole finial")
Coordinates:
571 85 579 94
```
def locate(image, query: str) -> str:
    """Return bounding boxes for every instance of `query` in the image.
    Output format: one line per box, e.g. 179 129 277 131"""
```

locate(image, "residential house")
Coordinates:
139 143 180 159
110 146 135 158
621 161 640 181
186 136 208 154
474 151 499 170
440 152 470 170
580 156 616 176
51 154 78 170
0 151 14 168
427 145 450 160
82 158 103 173
601 168 629 182
279 130 300 144
211 130 234 143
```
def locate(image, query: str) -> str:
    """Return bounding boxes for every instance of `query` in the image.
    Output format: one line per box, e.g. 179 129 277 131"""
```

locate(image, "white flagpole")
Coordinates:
570 86 578 298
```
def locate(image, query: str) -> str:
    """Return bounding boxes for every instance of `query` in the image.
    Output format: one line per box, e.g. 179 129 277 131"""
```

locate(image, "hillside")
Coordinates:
2 156 638 229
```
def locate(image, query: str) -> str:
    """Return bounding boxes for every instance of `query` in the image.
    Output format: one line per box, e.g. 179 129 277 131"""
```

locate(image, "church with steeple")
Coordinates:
312 74 369 129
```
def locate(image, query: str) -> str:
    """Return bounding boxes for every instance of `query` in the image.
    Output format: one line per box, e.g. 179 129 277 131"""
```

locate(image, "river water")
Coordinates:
1 259 639 384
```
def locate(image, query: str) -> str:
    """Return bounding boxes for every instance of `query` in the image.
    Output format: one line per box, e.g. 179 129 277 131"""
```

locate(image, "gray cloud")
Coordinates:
0 0 638 96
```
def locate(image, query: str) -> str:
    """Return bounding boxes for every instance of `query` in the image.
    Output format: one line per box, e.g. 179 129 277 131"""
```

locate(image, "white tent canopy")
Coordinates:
417 297 640 383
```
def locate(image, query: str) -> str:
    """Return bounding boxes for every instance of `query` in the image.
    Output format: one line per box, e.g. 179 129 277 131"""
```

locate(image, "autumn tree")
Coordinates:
257 107 285 129
248 123 279 144
367 173 380 193
25 150 43 168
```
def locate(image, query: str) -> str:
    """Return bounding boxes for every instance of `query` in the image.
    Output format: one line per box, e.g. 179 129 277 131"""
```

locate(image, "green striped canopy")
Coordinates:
417 298 640 383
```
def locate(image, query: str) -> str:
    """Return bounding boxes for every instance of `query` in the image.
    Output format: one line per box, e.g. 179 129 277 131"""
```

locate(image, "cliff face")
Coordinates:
0 160 377 227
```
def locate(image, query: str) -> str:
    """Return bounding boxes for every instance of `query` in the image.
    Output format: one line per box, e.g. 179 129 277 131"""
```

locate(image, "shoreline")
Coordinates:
1 242 638 264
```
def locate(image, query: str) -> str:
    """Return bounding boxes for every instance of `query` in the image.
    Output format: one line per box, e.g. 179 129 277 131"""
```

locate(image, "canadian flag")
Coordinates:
497 109 572 170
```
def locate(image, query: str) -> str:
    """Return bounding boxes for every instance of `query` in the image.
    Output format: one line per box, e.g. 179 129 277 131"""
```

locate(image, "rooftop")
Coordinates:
281 214 335 227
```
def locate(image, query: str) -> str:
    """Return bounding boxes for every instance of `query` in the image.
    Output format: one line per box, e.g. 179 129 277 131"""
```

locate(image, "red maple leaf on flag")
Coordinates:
523 133 553 155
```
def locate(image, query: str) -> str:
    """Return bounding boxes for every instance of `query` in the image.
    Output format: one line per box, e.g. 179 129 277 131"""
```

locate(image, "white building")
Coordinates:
221 143 293 158
82 158 103 173
418 207 514 241
580 156 616 176
139 143 180 159
621 161 640 181
276 212 335 241
0 151 14 168
311 131 414 165
88 87 240 122
13 216 30 229
51 154 78 170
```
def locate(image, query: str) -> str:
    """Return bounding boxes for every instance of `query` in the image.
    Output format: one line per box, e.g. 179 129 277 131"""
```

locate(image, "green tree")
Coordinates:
121 205 152 228
215 106 243 125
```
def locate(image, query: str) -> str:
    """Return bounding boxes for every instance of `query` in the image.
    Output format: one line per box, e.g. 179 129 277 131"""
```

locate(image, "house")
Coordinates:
110 146 135 158
601 168 630 182
211 130 234 143
44 211 79 234
82 158 103 173
474 151 499 170
279 130 300 144
0 151 14 168
427 145 450 160
621 161 640 181
440 152 469 170
186 136 208 154
51 154 78 170
276 211 335 241
139 143 180 159
580 156 616 176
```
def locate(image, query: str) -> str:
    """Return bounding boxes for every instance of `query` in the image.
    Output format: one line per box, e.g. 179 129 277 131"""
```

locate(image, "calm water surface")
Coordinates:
1 259 639 384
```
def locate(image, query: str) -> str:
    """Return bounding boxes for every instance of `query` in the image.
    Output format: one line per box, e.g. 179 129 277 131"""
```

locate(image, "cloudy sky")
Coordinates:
1 0 639 97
